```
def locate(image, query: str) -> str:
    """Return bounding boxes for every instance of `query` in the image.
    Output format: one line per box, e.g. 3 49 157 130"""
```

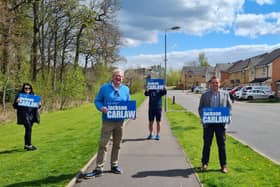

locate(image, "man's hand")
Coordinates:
101 107 108 113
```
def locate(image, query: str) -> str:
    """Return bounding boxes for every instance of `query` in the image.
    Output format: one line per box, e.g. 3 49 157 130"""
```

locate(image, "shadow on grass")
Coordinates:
132 168 196 178
5 174 75 187
171 126 198 131
0 148 24 155
122 138 147 143
194 167 221 173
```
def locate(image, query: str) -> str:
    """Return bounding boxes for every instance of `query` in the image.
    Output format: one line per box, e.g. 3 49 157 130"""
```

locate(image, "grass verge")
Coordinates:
0 92 145 187
166 99 280 187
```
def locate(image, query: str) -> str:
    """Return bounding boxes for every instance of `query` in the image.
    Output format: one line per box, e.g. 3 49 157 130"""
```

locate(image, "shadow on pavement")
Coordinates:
131 168 196 178
122 138 147 143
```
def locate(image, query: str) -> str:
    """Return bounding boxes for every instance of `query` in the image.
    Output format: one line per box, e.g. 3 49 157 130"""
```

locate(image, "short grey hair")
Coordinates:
112 68 123 76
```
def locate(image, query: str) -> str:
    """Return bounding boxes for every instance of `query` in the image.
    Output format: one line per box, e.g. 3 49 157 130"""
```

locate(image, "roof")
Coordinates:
249 77 270 83
215 63 232 71
256 48 280 67
182 66 214 76
227 59 250 72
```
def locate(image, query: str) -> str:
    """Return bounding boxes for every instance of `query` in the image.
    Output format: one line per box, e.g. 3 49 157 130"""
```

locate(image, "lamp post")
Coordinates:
164 26 180 112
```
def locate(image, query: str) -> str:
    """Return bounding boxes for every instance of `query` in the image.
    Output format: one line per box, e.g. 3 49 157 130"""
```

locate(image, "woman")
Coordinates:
13 83 40 151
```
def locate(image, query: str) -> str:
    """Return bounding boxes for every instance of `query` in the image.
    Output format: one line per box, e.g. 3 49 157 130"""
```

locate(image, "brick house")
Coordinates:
181 66 214 89
214 63 232 87
227 59 250 87
252 48 280 94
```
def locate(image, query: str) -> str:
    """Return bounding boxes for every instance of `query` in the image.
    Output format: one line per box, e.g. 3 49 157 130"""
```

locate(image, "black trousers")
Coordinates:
24 122 33 146
202 124 226 167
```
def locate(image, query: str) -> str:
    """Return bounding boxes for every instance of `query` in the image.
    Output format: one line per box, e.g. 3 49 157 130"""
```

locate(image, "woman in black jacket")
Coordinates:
13 83 40 151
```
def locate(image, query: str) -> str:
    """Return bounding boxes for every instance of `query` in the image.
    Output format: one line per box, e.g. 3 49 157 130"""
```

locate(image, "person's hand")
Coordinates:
101 107 108 113
16 98 20 103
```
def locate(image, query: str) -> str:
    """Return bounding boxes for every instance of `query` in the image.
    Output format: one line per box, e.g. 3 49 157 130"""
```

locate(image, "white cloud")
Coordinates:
254 0 274 5
116 43 280 70
235 12 280 37
118 0 244 46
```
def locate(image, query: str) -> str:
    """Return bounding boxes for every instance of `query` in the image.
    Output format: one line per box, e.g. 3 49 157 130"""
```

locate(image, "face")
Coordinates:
210 78 220 92
24 85 31 94
112 71 123 87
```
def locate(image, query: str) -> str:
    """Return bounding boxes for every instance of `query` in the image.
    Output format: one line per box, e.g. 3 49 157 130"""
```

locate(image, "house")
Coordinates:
253 48 280 94
227 59 250 87
181 66 214 89
214 63 232 87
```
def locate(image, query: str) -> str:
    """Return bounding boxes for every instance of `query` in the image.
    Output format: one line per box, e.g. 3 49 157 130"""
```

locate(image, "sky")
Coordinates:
115 0 280 71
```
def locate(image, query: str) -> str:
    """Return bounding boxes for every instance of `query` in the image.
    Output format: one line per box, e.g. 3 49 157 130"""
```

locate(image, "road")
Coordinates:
167 90 280 164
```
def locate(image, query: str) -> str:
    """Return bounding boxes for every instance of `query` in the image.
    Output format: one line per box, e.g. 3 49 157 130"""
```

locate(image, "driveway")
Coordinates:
167 90 280 164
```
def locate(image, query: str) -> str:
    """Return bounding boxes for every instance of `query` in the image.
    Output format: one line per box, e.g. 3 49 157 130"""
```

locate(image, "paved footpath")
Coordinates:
71 99 202 187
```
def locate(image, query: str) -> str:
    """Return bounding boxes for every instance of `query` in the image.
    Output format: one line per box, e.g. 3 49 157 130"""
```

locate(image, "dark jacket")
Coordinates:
144 89 167 110
13 93 40 125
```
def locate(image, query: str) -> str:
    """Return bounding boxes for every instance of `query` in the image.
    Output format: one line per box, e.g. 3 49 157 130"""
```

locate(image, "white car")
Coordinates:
242 89 274 100
193 86 207 94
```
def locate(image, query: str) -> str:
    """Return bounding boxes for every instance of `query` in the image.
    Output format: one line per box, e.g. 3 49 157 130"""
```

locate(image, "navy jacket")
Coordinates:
144 89 167 110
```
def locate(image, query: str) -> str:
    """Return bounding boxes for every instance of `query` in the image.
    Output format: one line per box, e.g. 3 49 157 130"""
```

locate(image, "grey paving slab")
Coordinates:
72 99 202 187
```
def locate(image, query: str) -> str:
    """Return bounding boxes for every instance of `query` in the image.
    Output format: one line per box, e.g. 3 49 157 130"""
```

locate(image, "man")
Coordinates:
144 87 167 140
198 76 232 173
91 69 130 177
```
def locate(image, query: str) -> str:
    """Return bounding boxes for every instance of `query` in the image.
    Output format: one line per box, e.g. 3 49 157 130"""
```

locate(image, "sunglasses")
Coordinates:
24 87 31 90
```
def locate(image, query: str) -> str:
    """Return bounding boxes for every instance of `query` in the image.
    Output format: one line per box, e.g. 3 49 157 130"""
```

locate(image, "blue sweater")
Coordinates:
144 89 167 110
94 82 130 121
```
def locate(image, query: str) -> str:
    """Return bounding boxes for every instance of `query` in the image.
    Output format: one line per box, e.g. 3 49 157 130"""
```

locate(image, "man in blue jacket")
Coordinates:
91 69 130 177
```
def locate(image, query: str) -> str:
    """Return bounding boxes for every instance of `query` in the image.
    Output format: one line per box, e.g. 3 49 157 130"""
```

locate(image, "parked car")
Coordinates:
193 86 207 94
242 89 274 100
229 86 243 100
236 85 272 100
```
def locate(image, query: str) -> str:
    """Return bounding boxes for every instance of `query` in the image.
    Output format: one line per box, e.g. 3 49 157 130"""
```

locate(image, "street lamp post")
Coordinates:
164 26 180 112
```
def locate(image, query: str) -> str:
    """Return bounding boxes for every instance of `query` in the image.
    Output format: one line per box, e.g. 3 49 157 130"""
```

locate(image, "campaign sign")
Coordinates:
18 94 41 108
146 79 164 90
202 107 230 124
105 101 136 120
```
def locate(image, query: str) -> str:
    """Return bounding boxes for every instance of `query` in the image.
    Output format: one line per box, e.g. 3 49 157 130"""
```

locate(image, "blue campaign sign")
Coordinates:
202 107 230 124
18 94 41 108
105 100 136 120
146 79 164 90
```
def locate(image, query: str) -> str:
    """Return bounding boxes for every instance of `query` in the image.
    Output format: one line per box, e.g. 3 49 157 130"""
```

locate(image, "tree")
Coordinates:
198 52 210 67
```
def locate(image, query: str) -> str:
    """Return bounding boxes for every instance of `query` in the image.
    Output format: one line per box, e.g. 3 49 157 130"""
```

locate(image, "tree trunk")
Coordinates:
31 0 40 81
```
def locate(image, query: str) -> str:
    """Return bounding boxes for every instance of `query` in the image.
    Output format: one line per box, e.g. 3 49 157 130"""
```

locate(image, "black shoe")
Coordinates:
111 166 123 174
25 145 37 151
85 169 103 177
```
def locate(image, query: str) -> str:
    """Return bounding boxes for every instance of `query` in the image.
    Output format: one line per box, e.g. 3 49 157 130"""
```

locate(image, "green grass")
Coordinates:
0 92 145 187
166 99 280 187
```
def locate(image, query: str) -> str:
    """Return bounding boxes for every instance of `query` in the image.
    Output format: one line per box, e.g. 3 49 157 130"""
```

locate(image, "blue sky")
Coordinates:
115 0 280 70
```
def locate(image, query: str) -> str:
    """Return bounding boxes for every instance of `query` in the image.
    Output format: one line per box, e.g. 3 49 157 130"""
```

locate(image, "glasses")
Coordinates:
114 90 120 96
24 87 31 90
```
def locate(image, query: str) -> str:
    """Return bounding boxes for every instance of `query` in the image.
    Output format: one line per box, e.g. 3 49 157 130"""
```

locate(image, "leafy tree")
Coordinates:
167 68 181 86
198 52 210 67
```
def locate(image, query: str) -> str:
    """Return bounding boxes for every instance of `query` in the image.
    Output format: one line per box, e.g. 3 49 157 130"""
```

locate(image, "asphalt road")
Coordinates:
167 90 280 164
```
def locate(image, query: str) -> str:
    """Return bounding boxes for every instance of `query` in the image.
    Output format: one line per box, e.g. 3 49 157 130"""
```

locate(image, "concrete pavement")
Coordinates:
70 99 202 187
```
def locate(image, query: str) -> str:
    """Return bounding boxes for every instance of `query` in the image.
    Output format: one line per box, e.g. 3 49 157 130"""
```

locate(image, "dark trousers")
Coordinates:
202 124 226 167
24 122 33 146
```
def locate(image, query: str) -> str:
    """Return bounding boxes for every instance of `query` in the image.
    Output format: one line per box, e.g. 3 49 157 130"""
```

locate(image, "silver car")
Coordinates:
242 89 274 100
